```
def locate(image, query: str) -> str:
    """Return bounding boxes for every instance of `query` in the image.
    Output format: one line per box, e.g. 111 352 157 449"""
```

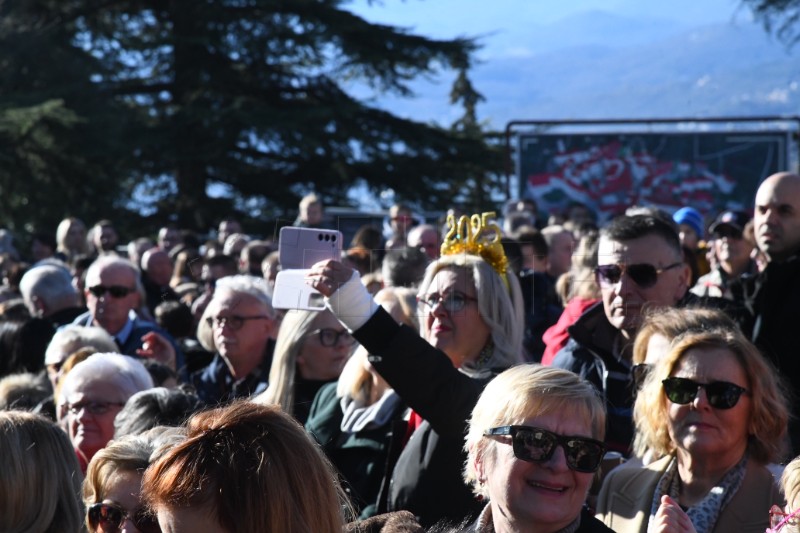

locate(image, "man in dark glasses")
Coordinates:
552 214 691 456
741 171 800 456
70 256 181 368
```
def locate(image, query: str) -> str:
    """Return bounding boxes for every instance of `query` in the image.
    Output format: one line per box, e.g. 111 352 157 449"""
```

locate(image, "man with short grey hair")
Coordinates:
193 275 276 405
19 265 84 327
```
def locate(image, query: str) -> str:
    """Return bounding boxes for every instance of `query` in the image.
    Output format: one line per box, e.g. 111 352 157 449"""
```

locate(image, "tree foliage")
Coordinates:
0 0 503 234
742 0 800 46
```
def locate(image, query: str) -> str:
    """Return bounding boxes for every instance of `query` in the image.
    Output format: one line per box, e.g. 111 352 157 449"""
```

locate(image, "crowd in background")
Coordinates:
1 175 800 532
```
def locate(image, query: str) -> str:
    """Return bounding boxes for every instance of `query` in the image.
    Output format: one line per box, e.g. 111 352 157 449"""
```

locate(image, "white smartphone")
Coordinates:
278 227 343 269
272 270 326 311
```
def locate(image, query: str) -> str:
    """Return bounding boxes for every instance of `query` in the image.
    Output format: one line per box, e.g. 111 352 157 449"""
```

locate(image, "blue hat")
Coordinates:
673 207 704 239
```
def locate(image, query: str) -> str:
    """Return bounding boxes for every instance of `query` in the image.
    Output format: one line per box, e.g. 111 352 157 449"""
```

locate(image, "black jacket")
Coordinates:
352 308 494 527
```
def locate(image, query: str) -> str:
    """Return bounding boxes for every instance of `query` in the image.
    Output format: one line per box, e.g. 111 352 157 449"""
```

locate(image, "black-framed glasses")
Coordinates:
87 502 161 533
65 401 125 416
310 328 356 347
418 291 477 313
484 425 606 473
205 315 269 331
594 262 683 289
662 377 748 410
88 285 136 298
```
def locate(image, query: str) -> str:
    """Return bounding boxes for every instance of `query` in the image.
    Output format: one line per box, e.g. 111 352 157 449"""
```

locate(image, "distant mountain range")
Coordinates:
353 8 800 128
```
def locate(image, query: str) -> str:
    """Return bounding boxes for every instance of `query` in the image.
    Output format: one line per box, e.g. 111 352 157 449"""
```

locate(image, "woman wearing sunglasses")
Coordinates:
307 212 525 526
462 364 614 533
83 428 183 533
597 328 788 533
255 308 357 424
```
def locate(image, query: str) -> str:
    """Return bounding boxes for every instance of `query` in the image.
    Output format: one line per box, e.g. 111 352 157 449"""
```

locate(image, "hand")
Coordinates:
136 331 177 371
306 260 355 297
650 495 697 533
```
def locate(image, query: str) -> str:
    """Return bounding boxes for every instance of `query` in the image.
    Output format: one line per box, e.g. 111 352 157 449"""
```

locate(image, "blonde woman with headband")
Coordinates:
309 211 525 527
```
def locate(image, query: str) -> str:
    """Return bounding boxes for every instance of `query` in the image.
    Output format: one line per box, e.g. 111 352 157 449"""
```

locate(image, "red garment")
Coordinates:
403 410 424 447
541 297 599 365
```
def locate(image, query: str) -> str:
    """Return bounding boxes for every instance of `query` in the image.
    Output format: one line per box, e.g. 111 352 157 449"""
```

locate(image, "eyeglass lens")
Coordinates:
486 426 605 473
662 377 747 409
595 264 659 288
89 285 134 298
317 328 355 347
88 503 161 533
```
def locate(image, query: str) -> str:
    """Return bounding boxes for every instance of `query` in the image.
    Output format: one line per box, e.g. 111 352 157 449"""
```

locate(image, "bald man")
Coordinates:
741 171 800 455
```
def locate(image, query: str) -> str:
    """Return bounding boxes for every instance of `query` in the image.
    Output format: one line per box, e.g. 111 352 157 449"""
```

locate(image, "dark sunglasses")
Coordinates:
310 328 356 347
713 227 743 240
484 425 606 473
418 291 477 313
594 262 683 289
205 315 269 331
65 401 125 416
662 377 748 409
87 502 161 533
88 285 136 298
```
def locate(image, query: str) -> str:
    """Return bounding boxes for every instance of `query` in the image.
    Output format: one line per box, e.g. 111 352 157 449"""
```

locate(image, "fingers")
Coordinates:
306 260 354 297
651 495 697 533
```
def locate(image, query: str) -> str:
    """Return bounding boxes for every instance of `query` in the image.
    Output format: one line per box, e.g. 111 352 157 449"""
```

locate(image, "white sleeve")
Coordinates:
324 271 379 332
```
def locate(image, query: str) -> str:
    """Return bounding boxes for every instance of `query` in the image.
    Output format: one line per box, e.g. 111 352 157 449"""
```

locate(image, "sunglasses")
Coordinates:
713 227 743 240
662 377 748 409
769 504 800 532
484 425 606 473
594 262 683 289
310 328 357 347
65 401 126 416
206 315 269 331
87 502 161 533
88 285 136 298
418 291 477 313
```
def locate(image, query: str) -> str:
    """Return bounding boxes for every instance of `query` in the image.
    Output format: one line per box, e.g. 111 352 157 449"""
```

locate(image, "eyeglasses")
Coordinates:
769 504 800 532
65 401 126 416
662 377 748 410
310 328 356 347
484 425 606 473
87 502 161 533
88 285 136 298
206 315 269 330
714 227 743 240
418 291 477 313
594 262 683 289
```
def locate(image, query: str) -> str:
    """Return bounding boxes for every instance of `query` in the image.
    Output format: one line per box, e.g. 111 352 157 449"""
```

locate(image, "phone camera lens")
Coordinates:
317 234 323 241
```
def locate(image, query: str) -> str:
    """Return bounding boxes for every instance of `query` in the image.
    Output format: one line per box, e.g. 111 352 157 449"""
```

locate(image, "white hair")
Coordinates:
58 353 153 405
19 265 77 316
45 326 118 366
214 275 275 316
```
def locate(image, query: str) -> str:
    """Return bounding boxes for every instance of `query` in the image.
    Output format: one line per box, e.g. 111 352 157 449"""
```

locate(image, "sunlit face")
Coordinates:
157 505 229 533
64 379 127 464
597 235 688 338
209 291 272 378
422 267 491 367
547 232 574 278
297 311 354 381
92 470 144 533
302 202 323 226
667 347 751 467
713 228 753 275
143 250 173 286
85 264 140 336
754 174 800 262
478 411 595 533
65 221 87 250
678 224 699 250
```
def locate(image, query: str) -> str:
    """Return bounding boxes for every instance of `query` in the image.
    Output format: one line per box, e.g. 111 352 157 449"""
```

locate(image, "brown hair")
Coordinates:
142 401 350 533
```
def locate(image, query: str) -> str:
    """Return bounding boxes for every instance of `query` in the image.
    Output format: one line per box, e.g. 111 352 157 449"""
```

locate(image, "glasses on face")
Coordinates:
88 285 136 298
65 401 126 416
418 291 477 313
206 315 269 331
484 425 606 473
769 505 800 532
87 502 161 533
714 228 743 240
662 377 748 409
594 262 683 289
310 328 356 347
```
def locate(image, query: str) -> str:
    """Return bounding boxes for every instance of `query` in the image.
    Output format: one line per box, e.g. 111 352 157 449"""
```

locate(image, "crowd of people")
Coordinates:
1 177 800 532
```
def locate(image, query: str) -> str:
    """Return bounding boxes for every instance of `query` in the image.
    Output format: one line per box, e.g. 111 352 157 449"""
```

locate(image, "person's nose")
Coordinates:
430 298 449 318
120 517 141 533
542 443 570 472
691 387 711 410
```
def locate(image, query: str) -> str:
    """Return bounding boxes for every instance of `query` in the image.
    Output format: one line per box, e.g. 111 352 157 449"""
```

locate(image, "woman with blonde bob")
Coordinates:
598 328 788 533
461 364 613 533
142 401 350 533
0 411 84 533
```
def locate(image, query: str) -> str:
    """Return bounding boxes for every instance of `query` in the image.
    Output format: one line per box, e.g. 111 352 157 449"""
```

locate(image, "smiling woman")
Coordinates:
597 328 789 533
